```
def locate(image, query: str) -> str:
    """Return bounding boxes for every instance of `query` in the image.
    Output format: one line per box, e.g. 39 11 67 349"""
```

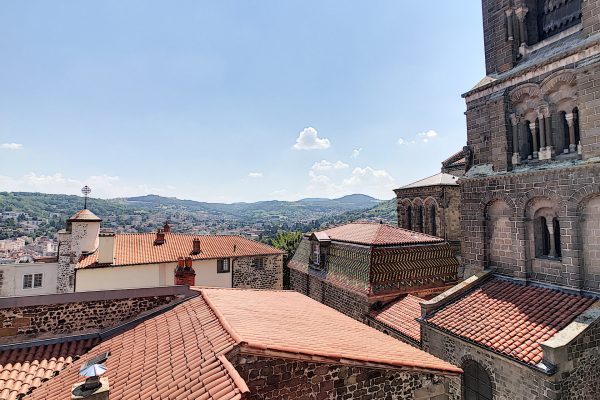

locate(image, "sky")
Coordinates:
0 1 485 203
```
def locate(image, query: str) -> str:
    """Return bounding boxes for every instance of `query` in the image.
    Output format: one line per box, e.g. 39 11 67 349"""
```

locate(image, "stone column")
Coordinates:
506 9 515 41
510 114 520 165
565 112 576 153
545 113 553 157
538 116 547 159
515 7 528 47
547 219 557 258
529 122 539 159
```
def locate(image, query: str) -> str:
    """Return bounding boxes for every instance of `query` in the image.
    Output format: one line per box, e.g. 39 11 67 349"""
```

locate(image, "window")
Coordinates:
253 257 265 269
23 273 43 289
430 206 437 236
406 206 413 230
463 360 492 400
311 242 320 266
217 259 230 273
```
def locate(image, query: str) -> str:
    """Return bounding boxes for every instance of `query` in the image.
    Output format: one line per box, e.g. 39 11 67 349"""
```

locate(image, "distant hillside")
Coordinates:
316 198 397 228
0 192 393 240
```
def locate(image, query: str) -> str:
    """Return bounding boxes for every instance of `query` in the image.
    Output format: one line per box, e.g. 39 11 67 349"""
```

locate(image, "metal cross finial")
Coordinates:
81 185 91 209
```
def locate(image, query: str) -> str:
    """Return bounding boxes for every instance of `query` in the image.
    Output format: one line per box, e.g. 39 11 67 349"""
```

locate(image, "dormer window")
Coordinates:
309 232 331 271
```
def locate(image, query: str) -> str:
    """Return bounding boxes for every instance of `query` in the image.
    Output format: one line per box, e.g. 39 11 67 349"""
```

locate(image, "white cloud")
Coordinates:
0 172 176 199
351 148 362 158
248 172 263 178
1 143 23 150
311 160 349 171
398 129 439 145
304 165 395 199
293 127 331 150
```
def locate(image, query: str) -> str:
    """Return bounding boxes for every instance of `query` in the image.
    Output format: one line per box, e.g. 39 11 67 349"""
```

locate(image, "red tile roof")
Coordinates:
26 295 247 400
0 338 98 400
318 223 444 246
371 295 423 342
78 233 284 268
202 288 460 373
425 278 596 366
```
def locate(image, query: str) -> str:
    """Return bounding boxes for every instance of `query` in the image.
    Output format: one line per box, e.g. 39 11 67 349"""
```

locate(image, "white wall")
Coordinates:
0 263 58 297
76 258 232 292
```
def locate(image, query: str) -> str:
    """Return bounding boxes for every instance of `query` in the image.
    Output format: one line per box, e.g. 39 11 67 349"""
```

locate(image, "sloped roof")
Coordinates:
318 222 444 246
0 338 98 400
202 288 460 373
370 295 423 342
67 209 102 223
425 278 596 366
26 294 246 400
397 173 459 190
441 149 466 168
78 233 284 268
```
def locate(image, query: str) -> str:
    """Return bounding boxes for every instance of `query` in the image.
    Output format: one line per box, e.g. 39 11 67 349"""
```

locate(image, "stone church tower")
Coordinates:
57 209 102 293
460 0 600 293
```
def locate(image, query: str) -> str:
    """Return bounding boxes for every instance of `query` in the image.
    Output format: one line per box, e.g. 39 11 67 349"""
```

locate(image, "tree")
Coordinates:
270 231 303 289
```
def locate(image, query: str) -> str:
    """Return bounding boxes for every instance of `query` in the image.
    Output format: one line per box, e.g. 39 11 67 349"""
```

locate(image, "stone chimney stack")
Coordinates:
71 377 109 400
163 221 171 233
154 229 165 245
97 232 115 265
192 237 201 255
175 257 196 286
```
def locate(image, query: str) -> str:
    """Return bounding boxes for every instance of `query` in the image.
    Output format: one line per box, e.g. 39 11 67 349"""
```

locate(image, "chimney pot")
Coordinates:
192 237 201 255
155 229 165 245
185 257 193 268
177 257 185 268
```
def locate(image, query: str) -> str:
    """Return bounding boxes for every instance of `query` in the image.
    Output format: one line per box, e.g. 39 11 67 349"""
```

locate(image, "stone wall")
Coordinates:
460 163 600 291
0 292 182 342
232 254 283 290
289 267 369 322
395 185 461 255
481 0 516 74
560 318 600 399
422 326 558 400
233 353 460 400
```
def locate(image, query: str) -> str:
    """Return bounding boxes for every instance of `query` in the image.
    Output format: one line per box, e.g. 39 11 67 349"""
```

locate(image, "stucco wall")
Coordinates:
0 263 58 297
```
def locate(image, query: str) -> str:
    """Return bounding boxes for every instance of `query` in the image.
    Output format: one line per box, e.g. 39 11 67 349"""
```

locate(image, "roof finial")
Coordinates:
81 185 92 209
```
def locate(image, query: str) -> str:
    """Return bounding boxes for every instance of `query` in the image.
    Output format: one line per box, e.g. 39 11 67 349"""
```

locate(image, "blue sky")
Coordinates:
0 1 484 202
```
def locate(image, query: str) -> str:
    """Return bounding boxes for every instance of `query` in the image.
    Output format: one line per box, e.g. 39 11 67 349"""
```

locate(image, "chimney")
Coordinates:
163 221 171 233
154 228 165 245
192 237 201 255
71 377 109 400
97 232 115 265
175 257 196 286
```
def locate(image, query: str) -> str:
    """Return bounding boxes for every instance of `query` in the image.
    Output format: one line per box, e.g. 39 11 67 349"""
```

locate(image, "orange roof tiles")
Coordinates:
201 288 460 373
0 338 98 400
425 278 596 366
78 233 284 268
26 295 246 400
319 222 444 246
371 295 423 342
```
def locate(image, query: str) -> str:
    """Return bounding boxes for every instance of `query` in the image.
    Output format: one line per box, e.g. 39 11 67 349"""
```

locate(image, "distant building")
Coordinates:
57 209 284 293
289 222 459 321
394 150 464 256
0 258 58 297
0 286 462 399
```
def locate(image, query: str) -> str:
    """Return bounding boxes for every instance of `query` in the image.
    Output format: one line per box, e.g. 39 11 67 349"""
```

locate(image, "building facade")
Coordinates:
289 222 459 322
57 210 284 293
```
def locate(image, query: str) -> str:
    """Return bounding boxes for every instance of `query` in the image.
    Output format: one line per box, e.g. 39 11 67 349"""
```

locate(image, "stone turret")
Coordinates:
57 209 102 293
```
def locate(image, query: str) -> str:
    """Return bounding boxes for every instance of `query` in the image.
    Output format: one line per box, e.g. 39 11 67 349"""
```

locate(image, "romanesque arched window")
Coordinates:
534 208 561 259
418 205 424 233
463 360 493 400
430 206 437 236
406 205 413 230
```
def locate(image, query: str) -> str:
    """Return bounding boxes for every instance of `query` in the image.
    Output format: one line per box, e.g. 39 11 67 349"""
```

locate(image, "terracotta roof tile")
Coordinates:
25 295 245 400
425 278 597 366
0 338 98 400
371 295 423 342
79 233 284 268
319 223 444 246
201 288 460 373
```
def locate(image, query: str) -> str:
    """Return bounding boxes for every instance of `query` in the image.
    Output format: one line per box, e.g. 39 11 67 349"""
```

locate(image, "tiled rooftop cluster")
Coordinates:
319 222 444 246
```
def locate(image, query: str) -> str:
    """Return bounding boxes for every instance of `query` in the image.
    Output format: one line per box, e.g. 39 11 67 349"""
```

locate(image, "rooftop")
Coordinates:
316 222 445 247
8 288 459 399
424 277 597 366
67 209 102 223
396 173 459 190
78 233 284 268
370 295 423 343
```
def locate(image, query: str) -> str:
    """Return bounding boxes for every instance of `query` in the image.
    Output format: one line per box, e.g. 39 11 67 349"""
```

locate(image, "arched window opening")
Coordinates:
463 360 493 400
406 206 412 231
573 107 580 145
418 206 424 233
430 206 437 237
521 120 533 160
540 217 551 256
533 208 561 259
561 111 570 154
